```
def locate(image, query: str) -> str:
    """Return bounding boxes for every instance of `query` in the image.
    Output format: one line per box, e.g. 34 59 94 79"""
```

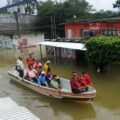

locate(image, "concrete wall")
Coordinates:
0 33 46 58
21 33 46 58
0 14 36 31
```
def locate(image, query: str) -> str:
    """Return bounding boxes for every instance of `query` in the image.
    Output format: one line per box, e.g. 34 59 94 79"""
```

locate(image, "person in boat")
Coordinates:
56 76 61 89
25 65 38 83
79 71 93 88
38 71 48 86
26 52 35 67
33 59 42 75
45 71 52 87
70 72 86 94
16 56 24 78
43 60 51 74
50 74 59 89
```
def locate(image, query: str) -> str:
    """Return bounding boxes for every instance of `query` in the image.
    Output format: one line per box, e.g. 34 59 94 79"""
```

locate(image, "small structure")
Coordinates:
0 97 40 120
38 41 86 63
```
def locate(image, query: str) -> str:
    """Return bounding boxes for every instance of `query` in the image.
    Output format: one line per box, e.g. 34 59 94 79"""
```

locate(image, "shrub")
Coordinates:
85 36 120 72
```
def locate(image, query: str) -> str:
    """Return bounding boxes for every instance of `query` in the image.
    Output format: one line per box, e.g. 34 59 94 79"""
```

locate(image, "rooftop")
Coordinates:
0 97 40 120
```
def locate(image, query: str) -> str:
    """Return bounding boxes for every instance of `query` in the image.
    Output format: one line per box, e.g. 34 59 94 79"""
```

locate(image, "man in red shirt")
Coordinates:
70 72 86 93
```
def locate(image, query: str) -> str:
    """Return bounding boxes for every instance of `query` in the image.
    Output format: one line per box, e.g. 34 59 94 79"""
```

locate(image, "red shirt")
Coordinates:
84 74 91 85
79 76 87 86
70 77 80 89
27 57 34 66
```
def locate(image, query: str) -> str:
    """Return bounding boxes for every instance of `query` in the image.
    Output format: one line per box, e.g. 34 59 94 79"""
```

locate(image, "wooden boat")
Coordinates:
8 70 96 102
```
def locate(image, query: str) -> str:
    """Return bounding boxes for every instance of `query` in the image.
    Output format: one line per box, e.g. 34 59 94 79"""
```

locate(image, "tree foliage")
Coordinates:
91 10 118 19
113 0 120 10
35 0 93 38
85 36 120 72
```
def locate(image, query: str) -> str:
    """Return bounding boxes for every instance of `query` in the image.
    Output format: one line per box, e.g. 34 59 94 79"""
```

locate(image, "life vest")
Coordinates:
26 69 37 80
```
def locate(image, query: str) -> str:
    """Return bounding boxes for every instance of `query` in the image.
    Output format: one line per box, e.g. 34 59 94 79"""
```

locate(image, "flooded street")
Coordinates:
0 49 120 120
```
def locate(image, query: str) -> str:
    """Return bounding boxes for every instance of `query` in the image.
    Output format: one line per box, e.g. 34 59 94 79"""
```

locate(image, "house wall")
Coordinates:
0 33 46 58
65 21 120 38
65 23 89 39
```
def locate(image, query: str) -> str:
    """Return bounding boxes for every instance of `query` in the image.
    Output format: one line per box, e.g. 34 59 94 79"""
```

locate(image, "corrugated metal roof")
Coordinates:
0 97 40 120
38 41 86 51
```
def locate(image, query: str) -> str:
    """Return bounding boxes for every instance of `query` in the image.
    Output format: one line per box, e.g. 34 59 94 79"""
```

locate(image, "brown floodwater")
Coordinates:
0 49 120 120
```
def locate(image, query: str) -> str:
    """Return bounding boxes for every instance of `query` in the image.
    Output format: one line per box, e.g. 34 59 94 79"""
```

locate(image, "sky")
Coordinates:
0 0 118 11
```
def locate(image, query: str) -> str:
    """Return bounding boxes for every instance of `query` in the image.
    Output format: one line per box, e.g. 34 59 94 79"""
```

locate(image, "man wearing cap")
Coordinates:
43 60 51 74
38 71 48 86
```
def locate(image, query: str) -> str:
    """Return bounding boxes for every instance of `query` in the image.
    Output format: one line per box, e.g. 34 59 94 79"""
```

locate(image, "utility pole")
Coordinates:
14 11 23 53
51 16 54 38
51 15 57 39
53 15 57 39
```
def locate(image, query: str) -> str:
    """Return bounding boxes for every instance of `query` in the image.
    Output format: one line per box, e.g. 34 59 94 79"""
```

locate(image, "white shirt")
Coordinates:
17 59 24 70
26 69 37 78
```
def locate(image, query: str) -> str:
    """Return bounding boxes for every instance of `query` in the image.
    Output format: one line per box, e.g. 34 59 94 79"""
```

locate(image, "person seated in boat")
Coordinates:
70 72 86 94
33 59 42 75
26 52 35 67
38 71 48 86
50 74 59 89
16 56 24 78
56 76 61 89
43 60 51 74
25 65 38 83
45 71 52 87
79 71 93 88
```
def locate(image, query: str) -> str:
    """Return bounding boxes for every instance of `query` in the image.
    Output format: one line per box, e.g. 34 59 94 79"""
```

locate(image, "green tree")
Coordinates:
34 0 93 38
91 10 117 19
85 36 120 72
113 0 120 12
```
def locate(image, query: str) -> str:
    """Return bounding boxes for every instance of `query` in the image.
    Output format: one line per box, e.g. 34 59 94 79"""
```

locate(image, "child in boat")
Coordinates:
16 56 24 78
79 71 93 88
33 59 42 75
25 65 38 83
70 72 86 94
50 74 59 89
38 71 48 86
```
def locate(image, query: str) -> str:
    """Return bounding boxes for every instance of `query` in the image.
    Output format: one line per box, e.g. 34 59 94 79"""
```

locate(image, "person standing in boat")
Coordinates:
38 71 48 86
79 71 93 88
25 65 38 83
26 52 35 67
43 60 51 74
70 72 86 93
16 56 24 78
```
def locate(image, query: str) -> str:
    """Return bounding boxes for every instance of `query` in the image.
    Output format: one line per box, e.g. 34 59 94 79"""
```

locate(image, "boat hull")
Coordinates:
8 71 96 102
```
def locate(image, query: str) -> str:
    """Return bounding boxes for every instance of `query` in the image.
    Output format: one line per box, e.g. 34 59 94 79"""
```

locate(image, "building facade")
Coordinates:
65 17 120 39
0 0 38 15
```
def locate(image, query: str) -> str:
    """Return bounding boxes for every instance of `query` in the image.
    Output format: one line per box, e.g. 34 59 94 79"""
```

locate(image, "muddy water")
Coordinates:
0 49 120 120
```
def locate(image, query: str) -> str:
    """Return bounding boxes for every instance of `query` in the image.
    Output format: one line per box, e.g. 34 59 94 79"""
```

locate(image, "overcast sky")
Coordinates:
0 0 118 11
